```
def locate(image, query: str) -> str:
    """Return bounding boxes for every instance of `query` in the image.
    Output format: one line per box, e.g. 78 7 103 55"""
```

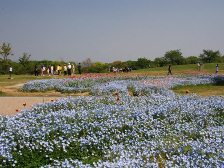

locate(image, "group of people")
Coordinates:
197 62 219 74
110 66 132 73
35 63 82 76
54 63 74 76
167 63 220 75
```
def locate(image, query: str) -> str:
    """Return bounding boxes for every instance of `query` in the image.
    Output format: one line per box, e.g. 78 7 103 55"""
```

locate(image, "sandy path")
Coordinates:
0 97 61 116
0 82 64 116
0 81 89 116
1 83 65 97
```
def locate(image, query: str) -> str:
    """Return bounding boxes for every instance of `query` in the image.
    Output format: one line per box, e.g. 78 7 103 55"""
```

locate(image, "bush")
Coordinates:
212 75 224 85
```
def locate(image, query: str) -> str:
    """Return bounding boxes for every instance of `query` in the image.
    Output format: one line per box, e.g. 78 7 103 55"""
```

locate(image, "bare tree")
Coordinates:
82 58 92 67
0 42 13 61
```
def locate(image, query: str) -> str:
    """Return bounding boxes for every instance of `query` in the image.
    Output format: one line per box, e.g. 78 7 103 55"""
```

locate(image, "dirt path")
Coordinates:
0 82 88 116
0 83 64 116
0 97 61 116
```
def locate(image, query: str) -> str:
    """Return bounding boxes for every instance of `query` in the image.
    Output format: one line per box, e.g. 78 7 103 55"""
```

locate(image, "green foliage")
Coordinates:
136 57 151 69
154 57 168 67
183 145 193 154
0 42 14 74
0 90 5 96
212 76 224 86
126 60 138 70
18 53 32 74
213 108 224 125
182 131 203 141
164 49 185 65
19 53 31 67
12 141 104 167
152 113 166 120
10 128 105 167
110 61 123 69
185 56 199 64
88 62 108 73
0 60 10 74
199 49 221 63
127 85 139 96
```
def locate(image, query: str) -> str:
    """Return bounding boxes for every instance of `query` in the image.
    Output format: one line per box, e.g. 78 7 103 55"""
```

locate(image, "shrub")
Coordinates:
212 75 224 85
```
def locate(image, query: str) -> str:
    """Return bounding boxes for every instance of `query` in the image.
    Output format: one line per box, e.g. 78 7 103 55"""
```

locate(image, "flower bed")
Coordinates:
21 75 214 94
1 75 224 167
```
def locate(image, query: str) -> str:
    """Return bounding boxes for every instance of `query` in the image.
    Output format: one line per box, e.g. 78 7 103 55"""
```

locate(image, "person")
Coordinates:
47 66 50 76
78 63 81 74
58 65 62 75
63 64 67 76
167 64 172 75
9 66 13 79
50 65 54 76
42 65 46 76
41 65 46 76
67 63 72 76
112 67 117 73
71 64 75 75
40 65 44 76
108 66 112 72
56 65 59 75
34 64 38 76
197 62 201 71
216 64 219 74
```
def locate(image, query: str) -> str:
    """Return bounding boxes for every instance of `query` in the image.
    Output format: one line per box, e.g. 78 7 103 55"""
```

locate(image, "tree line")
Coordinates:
1 42 224 74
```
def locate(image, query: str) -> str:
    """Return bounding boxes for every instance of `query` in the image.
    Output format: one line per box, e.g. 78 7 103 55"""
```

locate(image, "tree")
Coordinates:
185 56 199 64
17 53 33 74
154 57 168 67
126 60 138 70
19 53 31 67
199 49 221 63
221 55 224 63
82 58 92 67
111 61 123 68
164 49 185 65
0 42 13 61
136 57 151 69
88 62 108 73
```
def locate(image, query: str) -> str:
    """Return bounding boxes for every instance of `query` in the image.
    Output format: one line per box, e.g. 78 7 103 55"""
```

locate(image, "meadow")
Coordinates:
0 64 224 167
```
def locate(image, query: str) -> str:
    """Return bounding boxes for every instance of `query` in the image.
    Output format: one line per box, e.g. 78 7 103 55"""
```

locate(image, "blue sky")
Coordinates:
0 0 224 63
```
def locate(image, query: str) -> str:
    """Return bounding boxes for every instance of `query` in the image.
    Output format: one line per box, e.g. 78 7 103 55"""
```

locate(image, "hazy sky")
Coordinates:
1 0 224 63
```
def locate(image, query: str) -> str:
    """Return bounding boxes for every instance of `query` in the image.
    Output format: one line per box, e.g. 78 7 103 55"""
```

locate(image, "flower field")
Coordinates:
1 75 224 167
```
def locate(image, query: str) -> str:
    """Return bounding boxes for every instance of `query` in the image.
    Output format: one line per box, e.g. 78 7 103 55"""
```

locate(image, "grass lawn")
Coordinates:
135 63 224 75
0 75 61 87
172 84 224 96
0 75 63 96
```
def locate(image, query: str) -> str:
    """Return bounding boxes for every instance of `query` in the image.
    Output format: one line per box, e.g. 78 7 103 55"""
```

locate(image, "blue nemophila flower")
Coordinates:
0 75 223 167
